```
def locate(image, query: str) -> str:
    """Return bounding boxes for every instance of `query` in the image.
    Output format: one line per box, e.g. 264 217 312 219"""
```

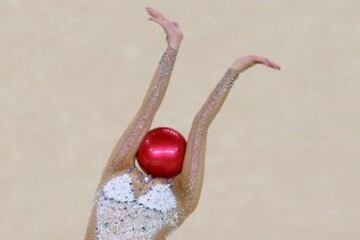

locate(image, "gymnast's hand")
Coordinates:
147 6 183 49
84 6 280 240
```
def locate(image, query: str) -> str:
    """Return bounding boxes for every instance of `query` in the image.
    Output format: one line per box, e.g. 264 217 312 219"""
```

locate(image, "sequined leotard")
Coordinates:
95 167 180 240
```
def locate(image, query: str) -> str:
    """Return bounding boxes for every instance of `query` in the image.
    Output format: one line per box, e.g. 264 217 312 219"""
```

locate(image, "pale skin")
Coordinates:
85 6 281 240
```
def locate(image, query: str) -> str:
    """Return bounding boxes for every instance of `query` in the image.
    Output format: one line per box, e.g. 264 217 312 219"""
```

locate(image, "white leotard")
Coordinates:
94 168 180 240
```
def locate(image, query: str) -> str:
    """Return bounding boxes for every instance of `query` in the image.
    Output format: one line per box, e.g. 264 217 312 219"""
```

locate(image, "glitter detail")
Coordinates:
223 68 241 91
138 184 177 212
158 46 178 79
103 174 135 202
95 173 180 240
198 67 241 126
143 176 151 183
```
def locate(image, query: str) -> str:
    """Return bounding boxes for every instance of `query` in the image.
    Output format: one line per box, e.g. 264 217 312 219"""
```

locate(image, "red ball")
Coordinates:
136 127 187 178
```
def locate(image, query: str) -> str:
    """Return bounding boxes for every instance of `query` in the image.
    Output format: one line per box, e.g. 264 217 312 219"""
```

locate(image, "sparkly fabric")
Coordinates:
94 170 179 240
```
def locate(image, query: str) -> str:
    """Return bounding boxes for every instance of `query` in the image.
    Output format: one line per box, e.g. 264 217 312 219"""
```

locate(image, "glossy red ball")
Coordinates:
136 127 187 178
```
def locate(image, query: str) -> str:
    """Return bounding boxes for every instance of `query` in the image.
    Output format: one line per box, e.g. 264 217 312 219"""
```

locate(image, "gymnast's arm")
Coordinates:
175 67 241 215
100 45 179 180
99 7 184 181
176 56 281 215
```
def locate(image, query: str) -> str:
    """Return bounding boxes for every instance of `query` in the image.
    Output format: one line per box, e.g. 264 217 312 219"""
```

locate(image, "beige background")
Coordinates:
1 0 359 239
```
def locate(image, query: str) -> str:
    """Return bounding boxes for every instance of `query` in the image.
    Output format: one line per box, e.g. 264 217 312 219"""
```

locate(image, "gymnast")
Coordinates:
85 6 280 240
